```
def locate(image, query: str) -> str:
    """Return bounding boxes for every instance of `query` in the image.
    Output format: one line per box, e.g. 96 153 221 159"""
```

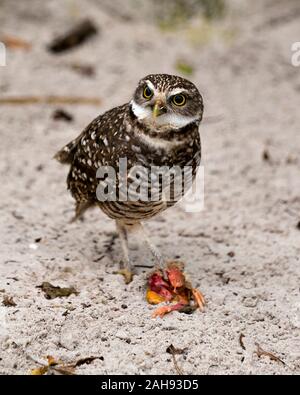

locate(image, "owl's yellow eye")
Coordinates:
143 86 153 100
172 94 186 106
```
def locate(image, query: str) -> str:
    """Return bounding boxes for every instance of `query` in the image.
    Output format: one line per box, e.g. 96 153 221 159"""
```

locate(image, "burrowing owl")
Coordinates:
55 74 204 283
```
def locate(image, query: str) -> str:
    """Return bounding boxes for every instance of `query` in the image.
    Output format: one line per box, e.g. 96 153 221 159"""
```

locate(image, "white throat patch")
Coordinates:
131 100 151 120
130 100 198 129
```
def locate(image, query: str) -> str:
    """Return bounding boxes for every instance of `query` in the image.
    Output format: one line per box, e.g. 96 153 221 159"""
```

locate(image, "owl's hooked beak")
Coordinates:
152 100 167 118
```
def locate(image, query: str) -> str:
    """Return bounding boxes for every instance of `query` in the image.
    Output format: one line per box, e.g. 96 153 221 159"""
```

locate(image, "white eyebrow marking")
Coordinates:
145 80 156 92
168 88 189 96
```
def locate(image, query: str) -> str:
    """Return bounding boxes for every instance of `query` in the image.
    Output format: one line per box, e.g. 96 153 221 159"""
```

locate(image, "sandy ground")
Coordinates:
0 0 299 375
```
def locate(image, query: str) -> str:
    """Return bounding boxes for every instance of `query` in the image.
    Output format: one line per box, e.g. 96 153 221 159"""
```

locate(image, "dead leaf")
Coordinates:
37 282 79 299
2 295 17 307
50 366 76 375
166 344 186 375
166 344 187 355
31 366 48 376
52 109 74 122
31 364 75 376
30 355 102 375
47 19 98 53
255 343 285 365
73 356 104 367
47 355 60 366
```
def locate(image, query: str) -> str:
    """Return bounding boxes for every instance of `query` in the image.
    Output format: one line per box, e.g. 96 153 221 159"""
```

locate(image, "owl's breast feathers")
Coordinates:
55 103 201 207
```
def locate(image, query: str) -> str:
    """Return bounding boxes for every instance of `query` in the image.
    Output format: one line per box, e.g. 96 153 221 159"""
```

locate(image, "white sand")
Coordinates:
0 0 299 374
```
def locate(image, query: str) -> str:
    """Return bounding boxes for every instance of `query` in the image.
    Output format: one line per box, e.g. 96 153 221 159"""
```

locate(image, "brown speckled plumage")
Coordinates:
55 74 203 226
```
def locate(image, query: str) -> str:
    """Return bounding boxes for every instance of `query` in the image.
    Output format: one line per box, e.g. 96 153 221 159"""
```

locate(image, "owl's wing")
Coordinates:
54 104 128 165
55 105 129 214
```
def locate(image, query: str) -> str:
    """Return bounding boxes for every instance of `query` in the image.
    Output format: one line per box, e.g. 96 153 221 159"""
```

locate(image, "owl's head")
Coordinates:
131 74 203 129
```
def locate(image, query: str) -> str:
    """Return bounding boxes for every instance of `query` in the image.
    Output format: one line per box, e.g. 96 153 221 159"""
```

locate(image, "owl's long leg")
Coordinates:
116 221 134 284
137 223 165 269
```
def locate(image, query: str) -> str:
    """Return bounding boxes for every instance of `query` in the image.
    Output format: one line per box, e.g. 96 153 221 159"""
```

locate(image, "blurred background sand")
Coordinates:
0 0 299 374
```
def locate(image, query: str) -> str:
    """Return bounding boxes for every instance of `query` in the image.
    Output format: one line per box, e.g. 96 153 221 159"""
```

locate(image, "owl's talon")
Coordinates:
117 269 134 284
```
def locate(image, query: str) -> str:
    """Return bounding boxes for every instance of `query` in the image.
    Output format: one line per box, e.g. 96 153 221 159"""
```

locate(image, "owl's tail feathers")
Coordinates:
70 201 94 223
54 139 79 164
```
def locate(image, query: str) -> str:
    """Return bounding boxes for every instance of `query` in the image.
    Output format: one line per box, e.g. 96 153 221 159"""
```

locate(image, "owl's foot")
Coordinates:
117 268 134 284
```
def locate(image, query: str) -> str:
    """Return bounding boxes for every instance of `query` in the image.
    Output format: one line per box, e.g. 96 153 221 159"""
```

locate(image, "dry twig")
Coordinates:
239 333 246 350
255 343 285 365
166 344 187 375
0 96 101 106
